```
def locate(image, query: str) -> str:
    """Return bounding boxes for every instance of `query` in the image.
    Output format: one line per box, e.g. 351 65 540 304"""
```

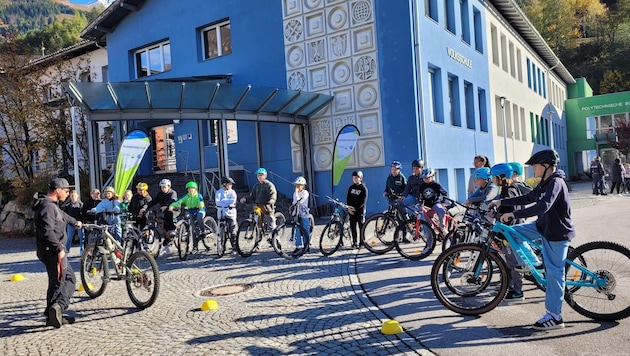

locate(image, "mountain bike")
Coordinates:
359 192 407 254
392 198 458 260
174 208 217 261
235 205 286 257
139 209 170 257
215 206 236 258
271 199 310 260
319 196 352 256
80 223 160 309
430 212 630 321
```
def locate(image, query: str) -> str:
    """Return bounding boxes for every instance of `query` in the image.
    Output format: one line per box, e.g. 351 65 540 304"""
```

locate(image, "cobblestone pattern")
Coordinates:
0 232 425 355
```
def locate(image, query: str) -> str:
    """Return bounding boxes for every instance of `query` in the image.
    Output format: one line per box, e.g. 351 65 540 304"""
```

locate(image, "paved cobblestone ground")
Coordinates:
0 231 427 355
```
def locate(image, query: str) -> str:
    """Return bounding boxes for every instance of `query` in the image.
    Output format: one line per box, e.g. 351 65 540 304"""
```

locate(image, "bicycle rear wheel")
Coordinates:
319 221 343 256
431 243 509 315
272 222 309 260
361 213 397 254
236 220 258 257
140 227 161 257
394 218 436 260
216 225 227 258
176 223 190 261
201 216 218 252
80 243 109 298
565 241 630 321
125 250 160 309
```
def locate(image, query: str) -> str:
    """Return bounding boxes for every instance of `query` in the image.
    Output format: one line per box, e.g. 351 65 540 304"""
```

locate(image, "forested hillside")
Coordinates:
0 0 76 35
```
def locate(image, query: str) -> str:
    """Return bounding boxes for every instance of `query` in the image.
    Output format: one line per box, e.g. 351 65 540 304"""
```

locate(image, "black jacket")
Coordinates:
130 193 152 215
347 183 368 213
33 194 78 254
502 170 575 242
147 189 178 209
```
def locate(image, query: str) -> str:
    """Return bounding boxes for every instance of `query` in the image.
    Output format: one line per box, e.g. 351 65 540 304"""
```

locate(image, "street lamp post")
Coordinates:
499 96 508 162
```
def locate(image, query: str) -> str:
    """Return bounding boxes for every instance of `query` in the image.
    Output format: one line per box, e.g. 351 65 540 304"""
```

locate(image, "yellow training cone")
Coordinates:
200 300 219 311
381 319 403 335
10 274 25 282
77 283 93 292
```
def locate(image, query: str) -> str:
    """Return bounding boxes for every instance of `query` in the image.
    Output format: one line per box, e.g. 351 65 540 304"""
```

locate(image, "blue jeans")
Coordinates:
592 174 605 194
295 216 311 248
513 222 570 316
401 195 419 215
66 225 85 253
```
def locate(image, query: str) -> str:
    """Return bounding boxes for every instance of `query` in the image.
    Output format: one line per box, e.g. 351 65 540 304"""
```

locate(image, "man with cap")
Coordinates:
347 170 368 248
33 178 82 328
383 161 406 205
240 167 278 230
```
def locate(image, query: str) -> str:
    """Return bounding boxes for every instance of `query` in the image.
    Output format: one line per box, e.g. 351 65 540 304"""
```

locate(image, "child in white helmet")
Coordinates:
292 176 310 249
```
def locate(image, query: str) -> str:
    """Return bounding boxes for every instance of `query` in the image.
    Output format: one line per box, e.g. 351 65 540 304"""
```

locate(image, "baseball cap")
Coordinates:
49 178 70 191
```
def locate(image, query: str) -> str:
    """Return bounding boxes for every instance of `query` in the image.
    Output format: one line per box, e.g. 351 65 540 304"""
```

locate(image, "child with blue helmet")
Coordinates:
465 167 498 209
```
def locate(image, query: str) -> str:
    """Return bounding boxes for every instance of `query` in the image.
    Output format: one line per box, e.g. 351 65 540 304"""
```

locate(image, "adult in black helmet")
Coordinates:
399 159 424 210
488 149 575 330
383 161 406 205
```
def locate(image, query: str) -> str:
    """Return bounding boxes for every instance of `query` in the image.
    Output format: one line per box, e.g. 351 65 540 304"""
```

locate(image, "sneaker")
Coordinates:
504 289 524 301
191 246 198 254
160 245 171 256
49 303 62 328
46 315 75 326
532 313 564 330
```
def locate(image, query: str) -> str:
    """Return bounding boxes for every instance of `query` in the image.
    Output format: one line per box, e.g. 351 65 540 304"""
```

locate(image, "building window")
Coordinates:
426 0 438 21
520 107 526 141
473 8 483 53
464 81 475 129
536 67 541 95
526 57 531 88
491 25 499 66
151 125 176 172
500 34 508 72
509 42 515 78
460 0 470 44
513 103 520 140
135 41 171 78
448 75 461 127
445 0 456 34
496 96 505 137
532 62 538 93
205 119 239 145
516 49 522 82
542 72 546 98
429 67 444 123
202 20 232 60
478 88 488 132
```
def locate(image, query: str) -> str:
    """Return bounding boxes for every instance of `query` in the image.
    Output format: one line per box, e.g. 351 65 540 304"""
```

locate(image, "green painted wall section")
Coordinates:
568 78 593 99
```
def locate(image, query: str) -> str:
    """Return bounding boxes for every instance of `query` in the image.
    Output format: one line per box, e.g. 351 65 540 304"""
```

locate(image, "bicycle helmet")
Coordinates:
391 161 402 169
293 176 307 185
490 163 513 179
352 170 363 178
525 149 559 166
473 167 492 180
420 168 435 178
186 181 198 189
103 186 115 193
508 162 524 176
221 176 235 185
412 159 424 168
255 167 267 175
136 182 149 191
159 179 171 187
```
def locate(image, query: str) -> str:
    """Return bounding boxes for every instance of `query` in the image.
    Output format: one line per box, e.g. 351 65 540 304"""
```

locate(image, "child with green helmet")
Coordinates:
169 181 207 253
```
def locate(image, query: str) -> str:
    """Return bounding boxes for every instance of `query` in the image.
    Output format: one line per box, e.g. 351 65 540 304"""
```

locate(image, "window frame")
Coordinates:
201 19 232 60
134 40 171 79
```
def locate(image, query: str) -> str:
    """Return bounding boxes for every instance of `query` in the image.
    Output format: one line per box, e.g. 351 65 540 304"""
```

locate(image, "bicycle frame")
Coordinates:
490 221 608 290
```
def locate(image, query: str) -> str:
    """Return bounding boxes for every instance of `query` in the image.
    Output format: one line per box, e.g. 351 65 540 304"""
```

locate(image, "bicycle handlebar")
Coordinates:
325 195 351 210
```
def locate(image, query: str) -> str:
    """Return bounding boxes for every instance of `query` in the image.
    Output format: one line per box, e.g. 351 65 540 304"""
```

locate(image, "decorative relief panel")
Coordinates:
284 0 383 172
331 87 354 113
305 12 326 38
328 32 350 60
307 65 329 91
283 0 301 18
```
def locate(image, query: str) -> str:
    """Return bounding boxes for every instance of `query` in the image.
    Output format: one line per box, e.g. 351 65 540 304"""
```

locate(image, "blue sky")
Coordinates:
69 0 99 4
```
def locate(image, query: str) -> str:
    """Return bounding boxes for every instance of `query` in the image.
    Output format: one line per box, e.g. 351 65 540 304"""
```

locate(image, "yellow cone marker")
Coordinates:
381 319 403 335
201 300 219 311
77 283 93 292
10 274 25 282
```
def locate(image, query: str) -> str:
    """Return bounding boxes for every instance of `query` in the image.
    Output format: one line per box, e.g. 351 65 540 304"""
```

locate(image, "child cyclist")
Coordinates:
169 181 208 253
490 163 528 302
465 167 499 209
292 176 311 250
488 150 575 330
215 177 238 248
416 168 449 236
90 186 121 242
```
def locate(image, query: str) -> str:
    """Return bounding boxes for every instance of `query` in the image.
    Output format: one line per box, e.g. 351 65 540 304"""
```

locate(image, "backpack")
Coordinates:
514 181 532 195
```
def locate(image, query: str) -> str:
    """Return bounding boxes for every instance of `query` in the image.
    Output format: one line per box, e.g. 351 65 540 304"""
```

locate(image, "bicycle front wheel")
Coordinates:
394 218 436 260
272 222 309 260
216 226 227 258
236 220 259 257
565 241 630 321
141 227 161 257
361 213 397 254
125 250 160 309
201 216 218 252
175 223 190 261
431 243 509 316
80 243 109 299
319 221 343 256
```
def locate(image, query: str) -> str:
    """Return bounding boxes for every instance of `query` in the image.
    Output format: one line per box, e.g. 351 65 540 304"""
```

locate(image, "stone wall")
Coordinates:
0 200 34 233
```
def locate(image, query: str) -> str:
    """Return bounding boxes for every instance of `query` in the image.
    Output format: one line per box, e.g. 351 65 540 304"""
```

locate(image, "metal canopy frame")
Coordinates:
63 80 333 199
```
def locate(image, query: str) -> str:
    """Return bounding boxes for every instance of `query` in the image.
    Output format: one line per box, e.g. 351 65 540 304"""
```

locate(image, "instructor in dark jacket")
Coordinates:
33 178 82 328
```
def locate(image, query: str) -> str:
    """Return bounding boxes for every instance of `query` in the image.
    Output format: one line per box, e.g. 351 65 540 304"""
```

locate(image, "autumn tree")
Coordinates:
608 119 630 156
